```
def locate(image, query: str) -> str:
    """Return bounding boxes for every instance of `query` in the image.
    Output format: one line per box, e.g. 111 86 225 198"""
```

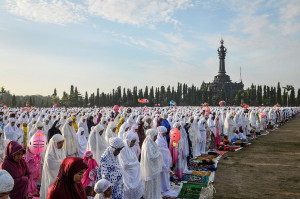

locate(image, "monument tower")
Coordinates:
201 39 244 104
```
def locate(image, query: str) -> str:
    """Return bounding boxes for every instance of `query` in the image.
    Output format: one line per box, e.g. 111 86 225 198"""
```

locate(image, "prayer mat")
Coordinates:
177 183 206 199
192 171 211 176
216 150 228 156
182 175 210 184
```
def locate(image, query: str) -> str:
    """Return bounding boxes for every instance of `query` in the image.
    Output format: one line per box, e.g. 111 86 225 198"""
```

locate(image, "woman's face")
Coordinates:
162 132 167 137
125 127 130 132
81 131 84 135
113 147 123 156
99 130 104 136
68 121 73 126
130 139 136 147
56 125 61 129
57 140 64 149
112 128 117 133
73 168 86 184
104 186 112 197
13 150 23 163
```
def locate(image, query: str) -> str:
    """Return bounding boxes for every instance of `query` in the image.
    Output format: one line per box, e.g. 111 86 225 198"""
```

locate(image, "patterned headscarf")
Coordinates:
109 137 124 149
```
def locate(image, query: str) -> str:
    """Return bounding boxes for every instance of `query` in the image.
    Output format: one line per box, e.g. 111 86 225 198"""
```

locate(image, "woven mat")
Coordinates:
177 183 206 199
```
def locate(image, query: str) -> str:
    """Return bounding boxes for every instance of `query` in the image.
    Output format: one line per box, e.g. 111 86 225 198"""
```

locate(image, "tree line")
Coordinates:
0 82 299 107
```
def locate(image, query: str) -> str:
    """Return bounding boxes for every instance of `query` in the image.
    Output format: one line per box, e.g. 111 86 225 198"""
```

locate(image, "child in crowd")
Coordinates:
85 186 96 199
94 179 112 199
82 151 98 187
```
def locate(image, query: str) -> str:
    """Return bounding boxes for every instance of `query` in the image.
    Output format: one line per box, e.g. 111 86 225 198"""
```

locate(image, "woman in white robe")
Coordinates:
105 122 117 143
0 129 9 163
87 124 107 164
224 113 236 141
4 118 18 141
76 127 87 158
62 117 79 157
140 129 163 199
118 122 131 140
118 131 144 199
156 126 177 197
78 116 89 140
40 134 66 199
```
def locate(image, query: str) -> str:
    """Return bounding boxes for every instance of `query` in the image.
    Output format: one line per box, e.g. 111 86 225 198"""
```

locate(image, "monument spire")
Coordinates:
218 38 227 74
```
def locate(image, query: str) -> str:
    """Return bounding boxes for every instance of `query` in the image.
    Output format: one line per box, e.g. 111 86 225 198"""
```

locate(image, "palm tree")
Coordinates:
282 85 292 107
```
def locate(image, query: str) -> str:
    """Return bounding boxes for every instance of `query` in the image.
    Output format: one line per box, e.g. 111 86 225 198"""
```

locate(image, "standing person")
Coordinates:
0 141 30 199
62 118 79 157
82 151 98 188
118 131 144 199
105 122 117 143
87 124 107 165
214 113 221 148
78 116 89 140
4 118 18 141
21 122 28 148
0 129 9 163
87 116 95 134
47 120 62 142
224 113 236 142
156 126 177 197
170 123 184 179
97 137 125 199
77 127 88 158
47 157 88 199
116 118 125 135
140 129 163 199
136 121 146 150
40 134 65 199
0 169 15 199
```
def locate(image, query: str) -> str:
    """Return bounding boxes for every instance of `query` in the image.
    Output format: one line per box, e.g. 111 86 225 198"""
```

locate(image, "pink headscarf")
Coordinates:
81 151 98 187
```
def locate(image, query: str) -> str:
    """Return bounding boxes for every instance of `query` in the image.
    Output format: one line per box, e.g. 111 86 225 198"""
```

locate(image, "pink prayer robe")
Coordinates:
169 140 184 179
25 148 41 196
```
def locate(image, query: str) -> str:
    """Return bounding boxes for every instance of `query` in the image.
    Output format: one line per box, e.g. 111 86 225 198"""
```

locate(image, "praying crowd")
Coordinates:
0 106 299 199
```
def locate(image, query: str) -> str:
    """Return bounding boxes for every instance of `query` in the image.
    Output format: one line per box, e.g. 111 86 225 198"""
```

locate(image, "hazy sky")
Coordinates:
0 0 300 96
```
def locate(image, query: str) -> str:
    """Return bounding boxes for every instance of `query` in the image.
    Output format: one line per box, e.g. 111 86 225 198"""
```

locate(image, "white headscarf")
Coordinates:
140 129 163 181
156 126 172 172
78 116 89 139
76 127 87 158
118 131 143 198
94 178 111 193
4 118 18 141
105 122 117 143
0 169 14 193
87 124 107 164
118 122 131 140
40 134 66 199
62 117 78 157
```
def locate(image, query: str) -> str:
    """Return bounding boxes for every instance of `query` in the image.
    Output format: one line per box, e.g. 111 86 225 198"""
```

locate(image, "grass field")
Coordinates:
213 116 300 199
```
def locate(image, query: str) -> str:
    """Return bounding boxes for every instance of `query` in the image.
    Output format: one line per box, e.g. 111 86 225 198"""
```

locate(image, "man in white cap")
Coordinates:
0 169 14 199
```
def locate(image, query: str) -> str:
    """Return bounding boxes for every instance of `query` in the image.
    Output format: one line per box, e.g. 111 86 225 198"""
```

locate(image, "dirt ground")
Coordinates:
213 116 300 199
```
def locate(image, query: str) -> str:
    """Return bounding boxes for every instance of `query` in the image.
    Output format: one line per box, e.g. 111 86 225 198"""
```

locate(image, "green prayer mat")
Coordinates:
177 183 207 199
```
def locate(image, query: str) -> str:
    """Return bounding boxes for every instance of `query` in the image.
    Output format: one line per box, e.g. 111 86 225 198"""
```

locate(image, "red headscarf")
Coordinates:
0 141 29 199
47 157 88 199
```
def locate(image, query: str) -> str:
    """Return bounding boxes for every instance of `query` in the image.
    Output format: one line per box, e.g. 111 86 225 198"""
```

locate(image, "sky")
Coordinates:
0 0 300 96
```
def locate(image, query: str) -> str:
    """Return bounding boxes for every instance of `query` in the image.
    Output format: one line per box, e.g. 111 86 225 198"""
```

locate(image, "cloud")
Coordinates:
87 0 193 25
6 0 86 25
5 0 193 26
